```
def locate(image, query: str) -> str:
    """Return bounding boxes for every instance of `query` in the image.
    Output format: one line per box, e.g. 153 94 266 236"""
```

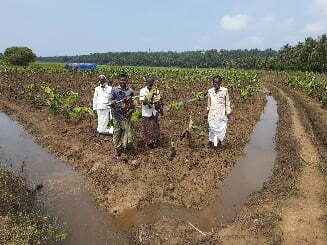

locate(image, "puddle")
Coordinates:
0 113 129 244
0 95 278 242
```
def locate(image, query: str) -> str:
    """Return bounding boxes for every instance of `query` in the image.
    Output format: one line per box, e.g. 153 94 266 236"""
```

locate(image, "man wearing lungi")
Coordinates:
139 75 162 148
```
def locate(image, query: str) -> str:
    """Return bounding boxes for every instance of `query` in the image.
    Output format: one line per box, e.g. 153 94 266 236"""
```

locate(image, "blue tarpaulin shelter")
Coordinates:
65 63 97 69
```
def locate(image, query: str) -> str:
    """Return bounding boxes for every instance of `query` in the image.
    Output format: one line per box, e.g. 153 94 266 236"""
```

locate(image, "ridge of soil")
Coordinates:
217 82 327 244
0 72 266 217
277 88 327 244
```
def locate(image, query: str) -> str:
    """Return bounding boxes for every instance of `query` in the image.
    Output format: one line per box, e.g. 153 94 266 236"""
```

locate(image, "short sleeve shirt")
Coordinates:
110 86 134 121
139 86 160 117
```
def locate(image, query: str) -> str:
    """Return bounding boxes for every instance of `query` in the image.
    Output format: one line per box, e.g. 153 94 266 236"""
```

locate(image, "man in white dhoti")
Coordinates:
93 75 114 135
207 76 232 150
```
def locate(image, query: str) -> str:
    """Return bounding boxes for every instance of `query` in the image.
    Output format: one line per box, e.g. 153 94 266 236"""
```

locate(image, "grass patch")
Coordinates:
0 167 67 244
255 212 282 226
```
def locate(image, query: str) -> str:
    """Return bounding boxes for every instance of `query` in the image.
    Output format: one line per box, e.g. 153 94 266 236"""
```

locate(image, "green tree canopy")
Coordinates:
4 47 36 66
226 34 327 72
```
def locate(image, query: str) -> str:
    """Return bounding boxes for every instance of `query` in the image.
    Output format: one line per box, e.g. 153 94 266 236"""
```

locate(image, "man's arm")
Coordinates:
123 89 135 117
207 95 211 111
107 89 118 106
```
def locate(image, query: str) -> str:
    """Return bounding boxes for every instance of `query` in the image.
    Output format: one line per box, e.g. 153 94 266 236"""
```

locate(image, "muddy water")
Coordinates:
0 95 278 243
117 96 278 231
0 113 129 244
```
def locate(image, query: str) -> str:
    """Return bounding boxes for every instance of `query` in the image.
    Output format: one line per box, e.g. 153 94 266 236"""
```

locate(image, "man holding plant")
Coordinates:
139 75 162 148
93 75 113 135
207 76 232 150
108 74 135 159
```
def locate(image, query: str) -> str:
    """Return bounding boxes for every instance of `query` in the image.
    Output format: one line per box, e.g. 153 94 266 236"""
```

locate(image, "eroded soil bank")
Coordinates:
0 167 65 244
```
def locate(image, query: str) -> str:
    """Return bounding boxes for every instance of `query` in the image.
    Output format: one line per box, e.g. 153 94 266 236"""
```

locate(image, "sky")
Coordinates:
1 0 326 56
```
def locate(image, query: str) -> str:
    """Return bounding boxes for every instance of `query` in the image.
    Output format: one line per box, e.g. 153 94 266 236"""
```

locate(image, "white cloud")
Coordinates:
262 15 275 24
305 22 327 34
304 1 327 35
314 0 327 15
220 14 249 30
285 17 295 25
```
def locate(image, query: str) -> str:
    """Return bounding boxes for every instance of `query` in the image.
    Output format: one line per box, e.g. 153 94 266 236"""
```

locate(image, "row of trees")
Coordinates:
38 49 277 68
2 34 326 72
226 34 327 73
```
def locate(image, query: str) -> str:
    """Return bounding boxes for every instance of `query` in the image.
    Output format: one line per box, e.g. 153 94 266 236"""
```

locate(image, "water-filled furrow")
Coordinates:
0 95 278 243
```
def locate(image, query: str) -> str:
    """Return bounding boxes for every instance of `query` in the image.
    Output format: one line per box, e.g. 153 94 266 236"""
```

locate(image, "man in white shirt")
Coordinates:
93 75 113 135
207 76 232 150
139 75 161 148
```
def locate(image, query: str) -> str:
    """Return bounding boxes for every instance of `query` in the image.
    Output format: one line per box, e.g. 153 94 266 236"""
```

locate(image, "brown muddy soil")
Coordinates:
0 72 266 217
216 75 327 244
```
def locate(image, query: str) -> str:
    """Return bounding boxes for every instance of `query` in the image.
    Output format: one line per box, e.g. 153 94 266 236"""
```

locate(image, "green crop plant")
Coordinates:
63 91 79 113
181 117 204 140
131 106 142 121
168 101 180 109
286 72 326 104
69 106 94 118
25 83 43 103
188 119 204 136
240 85 257 98
42 86 64 111
191 91 207 101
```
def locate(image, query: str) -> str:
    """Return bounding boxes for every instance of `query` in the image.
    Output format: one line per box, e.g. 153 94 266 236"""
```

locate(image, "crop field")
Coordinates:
0 63 326 244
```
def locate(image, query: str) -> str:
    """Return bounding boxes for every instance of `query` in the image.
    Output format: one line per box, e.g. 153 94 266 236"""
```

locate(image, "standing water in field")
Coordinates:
0 95 278 242
199 95 278 229
0 113 129 244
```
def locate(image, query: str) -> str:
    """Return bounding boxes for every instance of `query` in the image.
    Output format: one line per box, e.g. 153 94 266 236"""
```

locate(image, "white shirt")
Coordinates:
139 86 160 117
93 84 112 110
208 87 232 121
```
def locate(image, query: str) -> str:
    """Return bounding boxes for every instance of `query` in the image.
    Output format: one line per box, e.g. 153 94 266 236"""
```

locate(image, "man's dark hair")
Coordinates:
212 76 223 82
146 74 156 81
118 73 128 79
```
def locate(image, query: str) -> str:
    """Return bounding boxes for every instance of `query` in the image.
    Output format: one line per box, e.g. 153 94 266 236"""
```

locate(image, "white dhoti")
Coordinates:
93 83 114 134
208 116 228 145
96 109 114 134
207 86 232 146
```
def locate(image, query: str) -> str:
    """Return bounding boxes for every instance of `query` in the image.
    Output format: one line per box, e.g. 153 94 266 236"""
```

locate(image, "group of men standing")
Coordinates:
93 74 231 159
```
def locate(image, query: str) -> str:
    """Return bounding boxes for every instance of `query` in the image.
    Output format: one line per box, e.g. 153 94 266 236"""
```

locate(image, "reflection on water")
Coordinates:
0 112 128 245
